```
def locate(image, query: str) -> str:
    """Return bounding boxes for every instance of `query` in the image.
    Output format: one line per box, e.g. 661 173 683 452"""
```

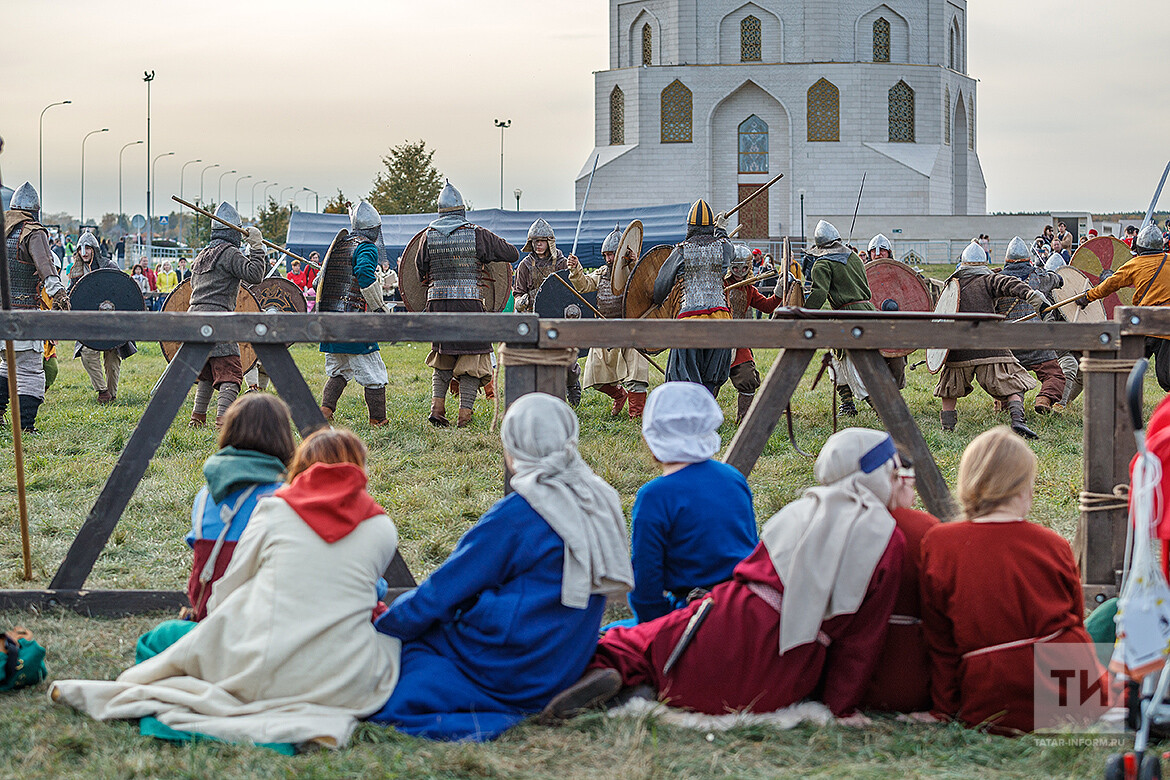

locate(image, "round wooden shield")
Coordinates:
160 278 259 373
1054 266 1107 323
69 268 145 350
254 277 308 314
398 228 512 313
866 259 934 357
622 244 676 319
611 220 643 295
926 278 961 374
1070 236 1133 317
535 269 594 357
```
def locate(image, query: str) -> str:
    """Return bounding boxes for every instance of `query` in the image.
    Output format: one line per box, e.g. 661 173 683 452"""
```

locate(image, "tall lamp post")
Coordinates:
199 163 220 205
514 188 522 212
217 169 237 205
234 175 253 213
179 159 202 245
251 179 268 219
39 100 71 214
264 182 278 209
119 140 143 219
280 186 295 207
80 128 109 226
150 151 174 236
494 119 511 209
143 71 155 255
302 187 318 212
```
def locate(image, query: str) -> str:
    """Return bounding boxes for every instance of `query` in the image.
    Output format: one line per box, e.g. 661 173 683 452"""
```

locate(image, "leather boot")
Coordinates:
597 384 626 416
189 411 207 428
736 393 754 425
940 410 957 432
1034 396 1052 415
365 387 388 426
320 406 334 422
429 397 449 427
484 378 496 400
566 366 582 408
539 668 623 722
992 399 1006 413
456 407 474 428
1008 399 1039 439
626 391 647 419
838 385 857 417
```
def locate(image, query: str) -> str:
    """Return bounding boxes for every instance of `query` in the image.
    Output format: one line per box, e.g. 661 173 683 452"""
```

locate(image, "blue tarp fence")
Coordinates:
285 203 692 272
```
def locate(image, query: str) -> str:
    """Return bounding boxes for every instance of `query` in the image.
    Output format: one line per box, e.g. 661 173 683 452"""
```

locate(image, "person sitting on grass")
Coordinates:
50 428 402 750
625 381 757 624
544 428 907 723
919 426 1103 735
183 394 296 621
368 392 634 741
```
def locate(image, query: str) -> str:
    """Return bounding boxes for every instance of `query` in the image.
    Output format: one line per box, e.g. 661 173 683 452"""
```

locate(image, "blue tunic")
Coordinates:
320 241 379 355
369 492 606 741
628 459 758 623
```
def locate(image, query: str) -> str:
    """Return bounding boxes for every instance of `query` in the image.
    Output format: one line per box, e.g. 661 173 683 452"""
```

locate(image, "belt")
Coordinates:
962 628 1064 660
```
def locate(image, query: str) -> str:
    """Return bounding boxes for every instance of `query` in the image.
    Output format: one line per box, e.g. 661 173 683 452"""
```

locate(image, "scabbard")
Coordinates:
662 596 714 675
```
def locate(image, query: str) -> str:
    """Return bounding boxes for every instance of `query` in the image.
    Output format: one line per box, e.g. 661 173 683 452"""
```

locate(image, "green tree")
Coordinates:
368 139 443 214
255 197 296 247
323 189 352 215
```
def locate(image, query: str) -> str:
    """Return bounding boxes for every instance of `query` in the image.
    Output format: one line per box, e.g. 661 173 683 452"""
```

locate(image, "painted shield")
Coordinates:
316 228 364 313
1053 266 1107 324
69 268 145 350
866 258 935 357
482 261 513 313
1070 236 1134 317
398 228 512 313
611 219 644 295
622 244 676 319
254 277 308 314
926 278 961 374
160 278 260 373
535 269 595 358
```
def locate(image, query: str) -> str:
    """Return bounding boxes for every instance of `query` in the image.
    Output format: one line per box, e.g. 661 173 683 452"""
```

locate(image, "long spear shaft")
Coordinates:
1012 292 1087 323
1140 160 1170 232
548 271 666 376
725 173 784 220
571 154 599 258
848 172 867 244
171 195 319 268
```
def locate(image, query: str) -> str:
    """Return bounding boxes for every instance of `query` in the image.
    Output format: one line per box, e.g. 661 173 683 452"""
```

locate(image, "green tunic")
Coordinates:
804 251 875 311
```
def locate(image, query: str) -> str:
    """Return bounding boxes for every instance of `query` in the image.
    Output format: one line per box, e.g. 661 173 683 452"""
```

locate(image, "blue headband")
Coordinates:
858 435 897 474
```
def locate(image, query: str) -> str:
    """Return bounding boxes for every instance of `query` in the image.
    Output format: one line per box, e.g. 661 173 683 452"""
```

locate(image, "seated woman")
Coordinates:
50 429 401 749
547 428 907 720
919 426 1101 735
627 381 757 623
369 392 634 741
185 393 295 621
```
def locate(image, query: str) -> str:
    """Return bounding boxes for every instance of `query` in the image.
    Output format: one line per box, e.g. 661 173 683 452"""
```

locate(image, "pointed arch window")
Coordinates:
889 80 915 142
642 23 653 65
873 17 890 62
944 86 951 145
661 80 692 143
738 115 768 173
610 86 625 145
741 15 762 61
807 78 840 142
948 24 958 69
968 96 975 149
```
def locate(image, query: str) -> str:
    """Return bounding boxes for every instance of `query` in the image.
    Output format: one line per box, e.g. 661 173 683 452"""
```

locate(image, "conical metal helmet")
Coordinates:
601 224 622 254
687 199 714 228
350 199 381 232
959 240 988 265
1004 236 1031 262
1136 223 1166 253
437 181 465 214
10 182 40 214
867 233 892 254
213 201 243 228
76 232 101 254
813 220 841 248
733 244 753 263
523 218 556 253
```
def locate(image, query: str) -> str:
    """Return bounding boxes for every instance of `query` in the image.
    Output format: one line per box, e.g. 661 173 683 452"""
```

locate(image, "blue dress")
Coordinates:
369 493 606 741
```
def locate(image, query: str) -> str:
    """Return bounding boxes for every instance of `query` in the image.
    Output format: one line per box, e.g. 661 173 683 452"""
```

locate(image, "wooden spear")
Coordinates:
547 271 666 376
171 195 320 269
1012 292 1089 323
724 172 784 220
726 270 778 292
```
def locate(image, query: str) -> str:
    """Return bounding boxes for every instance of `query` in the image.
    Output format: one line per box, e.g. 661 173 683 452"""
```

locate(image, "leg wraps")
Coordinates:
364 386 387 422
216 382 240 420
192 380 214 415
458 375 478 410
433 369 454 400
18 395 42 431
322 375 348 411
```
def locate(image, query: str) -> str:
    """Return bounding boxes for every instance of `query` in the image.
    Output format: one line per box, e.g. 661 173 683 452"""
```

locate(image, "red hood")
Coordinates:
275 462 383 542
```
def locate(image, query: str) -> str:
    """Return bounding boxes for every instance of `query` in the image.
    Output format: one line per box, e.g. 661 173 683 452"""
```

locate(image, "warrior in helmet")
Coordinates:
725 243 784 424
187 201 268 427
652 200 735 395
994 237 1066 413
0 182 70 432
867 234 893 262
936 241 1046 438
67 232 137 403
318 200 392 424
416 182 518 427
566 225 650 418
1077 222 1170 389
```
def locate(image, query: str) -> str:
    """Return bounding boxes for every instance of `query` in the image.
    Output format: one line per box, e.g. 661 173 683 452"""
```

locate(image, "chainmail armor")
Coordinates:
595 264 623 318
727 283 750 319
7 226 41 310
680 241 728 314
318 235 369 313
427 226 481 301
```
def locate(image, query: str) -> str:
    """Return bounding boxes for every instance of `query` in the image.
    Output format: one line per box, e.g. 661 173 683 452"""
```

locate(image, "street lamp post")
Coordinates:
80 128 109 226
119 140 143 219
199 163 220 205
143 70 155 255
217 169 237 205
494 119 511 209
179 159 202 245
150 151 174 235
39 100 71 214
251 180 268 219
514 188 522 212
302 188 318 212
263 182 278 209
235 175 253 213
279 186 295 210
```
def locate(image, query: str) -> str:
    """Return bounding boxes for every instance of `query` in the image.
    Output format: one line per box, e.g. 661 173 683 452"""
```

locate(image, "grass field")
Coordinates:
0 338 1142 778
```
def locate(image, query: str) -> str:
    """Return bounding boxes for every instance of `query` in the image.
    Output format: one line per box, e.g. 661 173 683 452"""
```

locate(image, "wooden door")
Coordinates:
737 184 768 239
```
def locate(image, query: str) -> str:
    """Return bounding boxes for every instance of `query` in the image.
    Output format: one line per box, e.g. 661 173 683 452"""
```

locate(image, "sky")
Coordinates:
1 0 1166 222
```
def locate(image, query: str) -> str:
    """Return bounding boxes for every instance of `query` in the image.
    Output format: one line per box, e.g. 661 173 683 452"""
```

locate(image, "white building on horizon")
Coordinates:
576 0 986 240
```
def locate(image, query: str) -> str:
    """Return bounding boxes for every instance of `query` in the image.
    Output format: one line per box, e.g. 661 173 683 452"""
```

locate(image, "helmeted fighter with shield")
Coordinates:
867 233 893 262
566 224 650 418
68 232 137 403
317 199 391 426
0 182 70 432
516 218 582 405
416 182 519 427
187 201 267 428
725 243 784 424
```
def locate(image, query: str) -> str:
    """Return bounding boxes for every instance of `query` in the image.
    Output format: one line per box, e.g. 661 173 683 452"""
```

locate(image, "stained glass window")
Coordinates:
642 23 652 66
873 17 890 62
741 15 762 62
610 86 625 145
738 115 768 173
968 96 975 149
944 86 951 145
889 80 915 142
661 80 692 143
807 78 840 142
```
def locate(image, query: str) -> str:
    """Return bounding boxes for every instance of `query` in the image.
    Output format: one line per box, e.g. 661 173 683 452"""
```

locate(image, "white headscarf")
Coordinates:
502 393 634 609
641 382 723 463
759 428 899 654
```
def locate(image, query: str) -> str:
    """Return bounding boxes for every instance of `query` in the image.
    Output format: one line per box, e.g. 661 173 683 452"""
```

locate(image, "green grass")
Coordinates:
0 340 1137 778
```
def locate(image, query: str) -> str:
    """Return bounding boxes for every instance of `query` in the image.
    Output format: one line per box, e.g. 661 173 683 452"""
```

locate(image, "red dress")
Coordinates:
862 507 939 712
591 533 904 716
727 284 783 368
919 520 1100 734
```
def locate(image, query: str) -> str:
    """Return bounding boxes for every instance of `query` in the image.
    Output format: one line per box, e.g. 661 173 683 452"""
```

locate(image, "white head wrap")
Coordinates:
759 428 899 654
641 382 723 464
502 393 634 609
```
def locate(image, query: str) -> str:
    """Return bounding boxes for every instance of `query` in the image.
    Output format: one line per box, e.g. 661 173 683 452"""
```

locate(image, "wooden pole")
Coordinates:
548 272 666 376
726 270 778 292
1013 292 1086 323
725 172 784 219
171 195 318 268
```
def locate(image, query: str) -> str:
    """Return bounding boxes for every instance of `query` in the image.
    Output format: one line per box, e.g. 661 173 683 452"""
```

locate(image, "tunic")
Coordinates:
513 250 568 312
590 533 904 717
371 492 606 741
727 282 783 367
568 262 650 387
629 460 758 623
945 268 1034 367
189 238 266 358
804 251 875 311
994 261 1063 366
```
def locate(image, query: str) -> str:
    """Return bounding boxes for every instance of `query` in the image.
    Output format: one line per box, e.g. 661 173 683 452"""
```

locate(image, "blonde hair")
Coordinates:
956 426 1037 519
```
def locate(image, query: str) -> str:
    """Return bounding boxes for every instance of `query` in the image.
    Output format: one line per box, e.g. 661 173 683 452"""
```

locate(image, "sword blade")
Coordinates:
571 154 600 258
1141 160 1170 232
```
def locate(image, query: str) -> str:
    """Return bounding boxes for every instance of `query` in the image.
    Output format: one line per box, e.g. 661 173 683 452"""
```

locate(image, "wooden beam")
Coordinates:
0 589 188 617
1081 347 1126 587
252 344 329 437
724 349 815 475
50 342 214 590
850 349 960 521
1118 306 1170 336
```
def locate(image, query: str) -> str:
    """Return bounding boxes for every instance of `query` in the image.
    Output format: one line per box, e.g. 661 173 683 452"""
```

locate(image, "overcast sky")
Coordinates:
1 0 1165 221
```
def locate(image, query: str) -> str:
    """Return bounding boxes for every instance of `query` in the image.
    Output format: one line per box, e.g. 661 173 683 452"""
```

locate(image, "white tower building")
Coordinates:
577 0 986 239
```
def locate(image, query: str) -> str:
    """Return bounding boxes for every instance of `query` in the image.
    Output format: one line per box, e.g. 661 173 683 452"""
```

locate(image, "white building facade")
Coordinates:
577 0 986 240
